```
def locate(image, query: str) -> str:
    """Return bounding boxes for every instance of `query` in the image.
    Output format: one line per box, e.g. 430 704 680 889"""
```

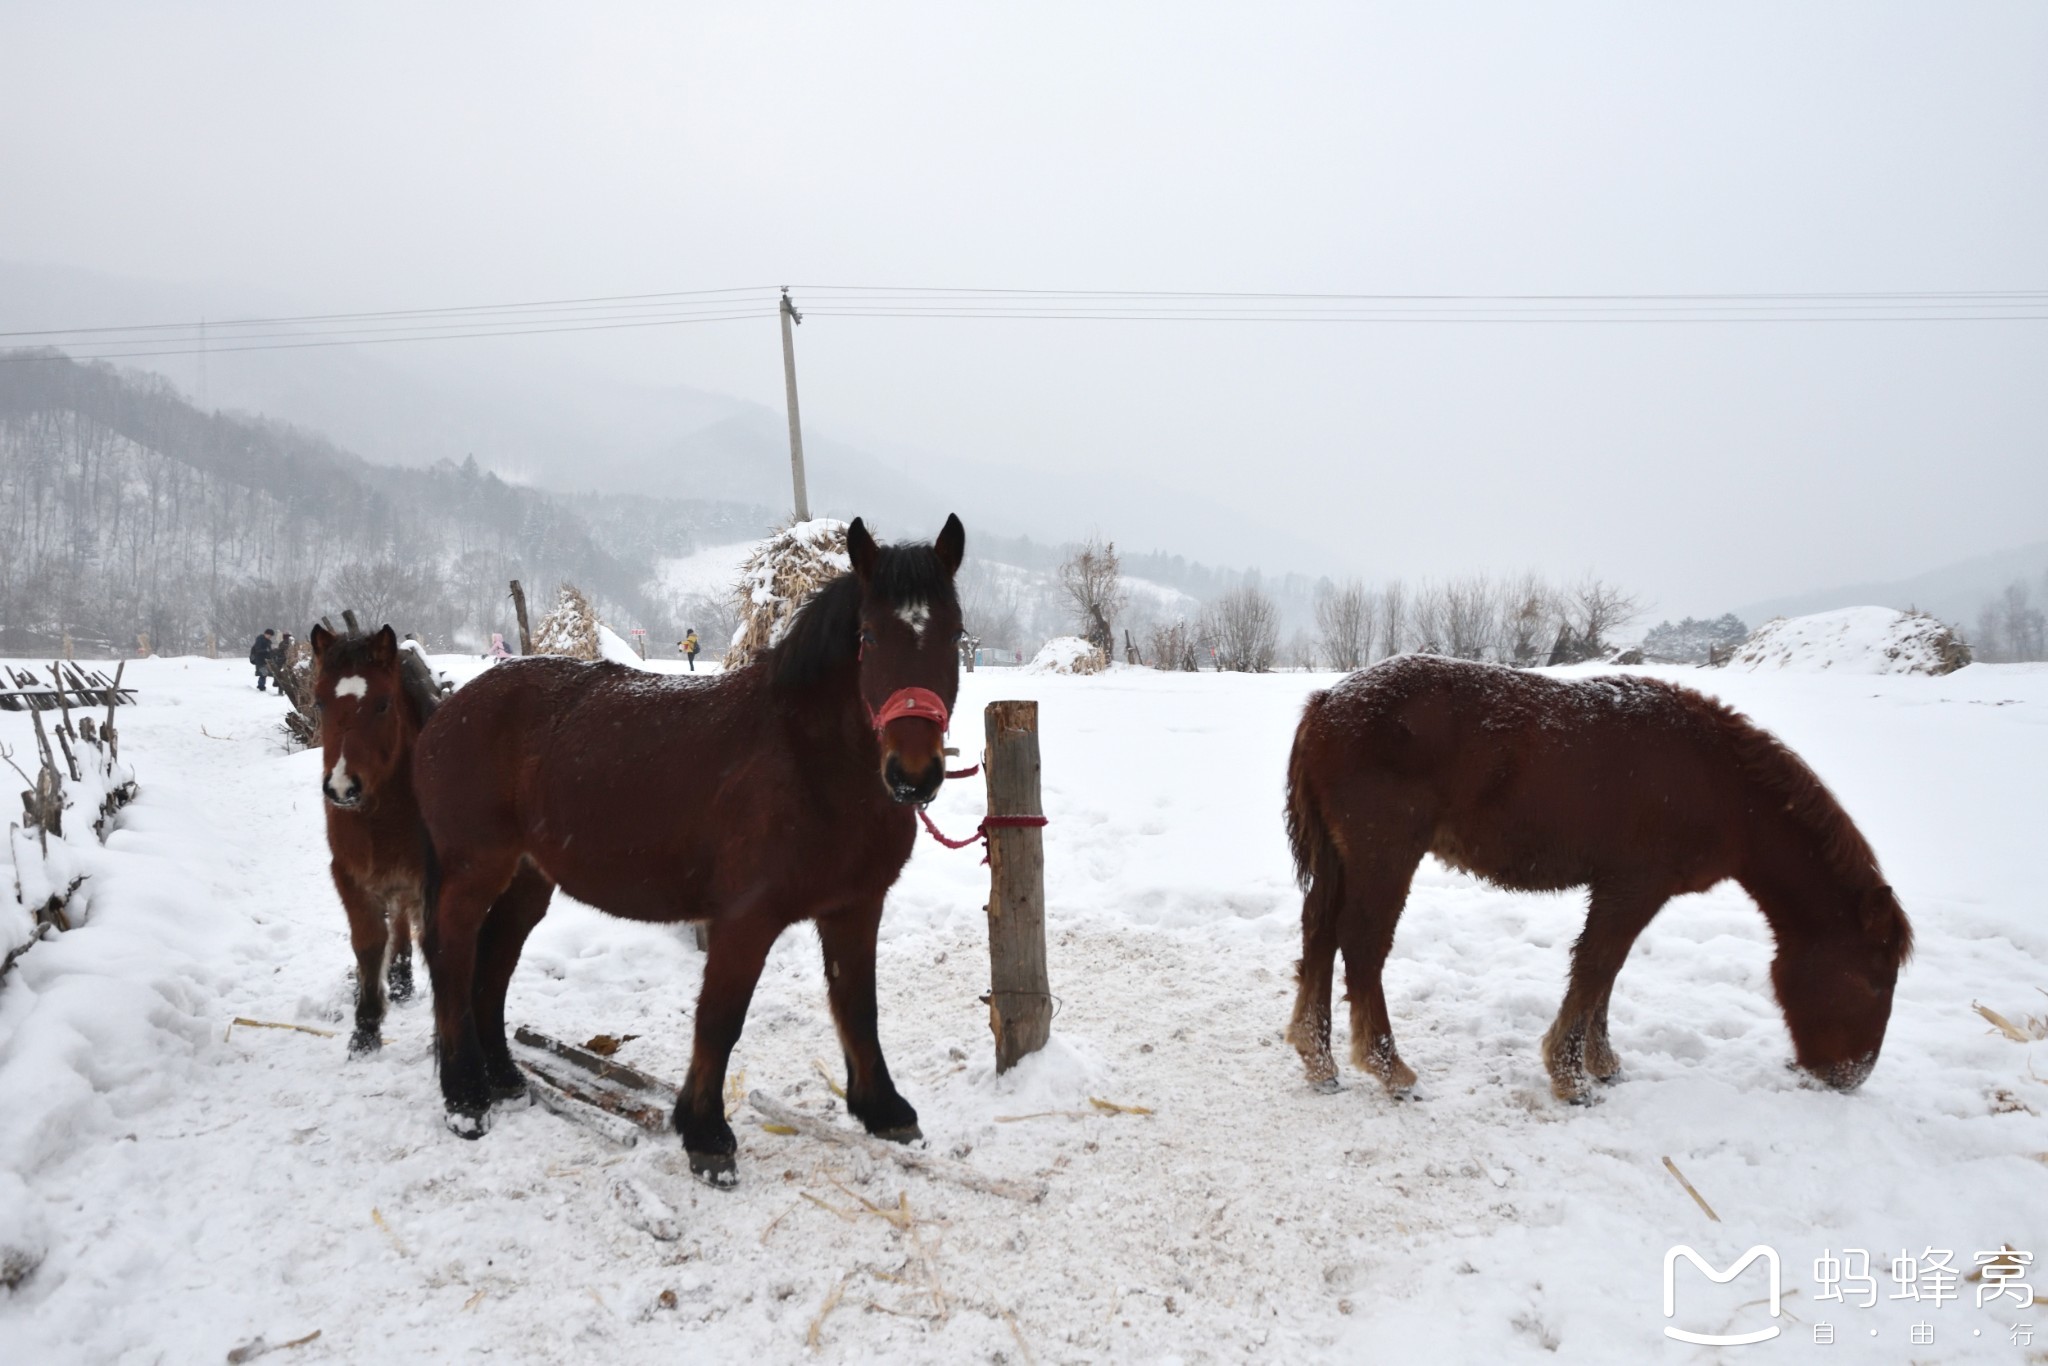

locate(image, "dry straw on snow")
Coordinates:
1025 635 1108 675
531 584 602 661
723 519 850 670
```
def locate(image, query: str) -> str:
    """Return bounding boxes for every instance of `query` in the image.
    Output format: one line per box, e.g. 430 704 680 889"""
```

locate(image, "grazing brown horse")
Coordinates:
1284 654 1911 1103
413 516 966 1182
311 624 443 1057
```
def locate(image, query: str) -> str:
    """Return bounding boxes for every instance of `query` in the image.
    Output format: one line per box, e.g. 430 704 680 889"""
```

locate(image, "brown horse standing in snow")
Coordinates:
413 516 966 1184
1284 655 1911 1103
311 624 443 1057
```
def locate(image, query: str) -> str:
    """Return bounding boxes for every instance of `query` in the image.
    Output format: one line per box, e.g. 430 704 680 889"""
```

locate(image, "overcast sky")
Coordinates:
3 3 2044 615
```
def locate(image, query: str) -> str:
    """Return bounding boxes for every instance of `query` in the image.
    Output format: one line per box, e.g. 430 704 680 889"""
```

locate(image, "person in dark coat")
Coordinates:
249 628 278 691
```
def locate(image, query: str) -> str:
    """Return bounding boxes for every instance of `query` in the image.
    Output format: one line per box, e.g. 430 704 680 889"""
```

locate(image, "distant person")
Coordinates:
271 631 296 683
485 632 512 661
681 629 701 671
249 628 278 691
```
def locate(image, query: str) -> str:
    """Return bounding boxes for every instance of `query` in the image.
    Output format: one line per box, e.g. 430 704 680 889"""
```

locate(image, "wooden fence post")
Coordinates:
983 700 1051 1071
509 580 534 656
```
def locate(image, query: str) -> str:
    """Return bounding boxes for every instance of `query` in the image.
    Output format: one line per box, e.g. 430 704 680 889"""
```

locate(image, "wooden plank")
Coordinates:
517 1055 671 1135
983 700 1052 1071
509 580 534 655
512 1026 676 1097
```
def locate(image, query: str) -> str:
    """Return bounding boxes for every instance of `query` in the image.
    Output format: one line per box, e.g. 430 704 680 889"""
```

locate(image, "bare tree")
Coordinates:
1146 618 1203 671
1378 580 1408 659
956 558 1024 651
1440 574 1502 661
1564 575 1644 654
1210 584 1280 672
1313 578 1374 671
1977 577 2048 662
1410 580 1448 654
1285 627 1319 671
1057 535 1127 657
1502 571 1558 666
328 558 434 634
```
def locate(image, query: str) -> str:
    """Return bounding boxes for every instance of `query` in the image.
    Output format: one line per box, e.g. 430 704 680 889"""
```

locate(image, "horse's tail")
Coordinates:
1285 691 1342 924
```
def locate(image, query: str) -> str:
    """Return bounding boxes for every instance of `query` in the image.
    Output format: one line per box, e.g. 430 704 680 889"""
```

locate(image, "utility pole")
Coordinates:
779 287 811 522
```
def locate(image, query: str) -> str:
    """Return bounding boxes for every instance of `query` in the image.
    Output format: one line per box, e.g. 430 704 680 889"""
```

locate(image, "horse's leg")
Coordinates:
1584 983 1621 1083
331 863 389 1058
472 863 555 1099
1542 886 1663 1103
816 900 921 1142
423 852 517 1136
1285 870 1344 1092
384 892 415 1005
675 910 783 1186
1338 854 1424 1095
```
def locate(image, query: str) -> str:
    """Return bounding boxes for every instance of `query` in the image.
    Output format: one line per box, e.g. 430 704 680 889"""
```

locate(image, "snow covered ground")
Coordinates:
656 542 756 602
2 655 2045 1362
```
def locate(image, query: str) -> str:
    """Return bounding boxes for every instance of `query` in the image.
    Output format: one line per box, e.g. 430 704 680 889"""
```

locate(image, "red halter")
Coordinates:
870 686 951 733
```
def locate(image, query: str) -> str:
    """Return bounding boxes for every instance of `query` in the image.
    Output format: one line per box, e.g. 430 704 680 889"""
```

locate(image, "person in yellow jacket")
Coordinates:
679 629 700 671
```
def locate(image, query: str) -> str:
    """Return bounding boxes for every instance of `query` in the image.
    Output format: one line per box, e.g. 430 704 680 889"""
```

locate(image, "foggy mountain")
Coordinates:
0 260 1342 582
1732 538 2048 637
0 349 769 654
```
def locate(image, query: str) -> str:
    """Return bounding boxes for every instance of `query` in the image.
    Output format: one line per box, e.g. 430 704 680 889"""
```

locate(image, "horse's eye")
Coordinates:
860 628 877 647
374 697 390 715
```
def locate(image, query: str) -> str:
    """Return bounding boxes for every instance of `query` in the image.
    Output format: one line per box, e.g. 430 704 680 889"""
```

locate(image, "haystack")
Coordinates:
1026 635 1109 675
1723 606 1972 675
723 519 849 670
531 583 602 661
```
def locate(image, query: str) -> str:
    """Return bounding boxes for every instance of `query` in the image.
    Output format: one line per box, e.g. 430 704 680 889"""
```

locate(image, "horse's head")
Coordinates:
1771 883 1911 1091
849 514 966 805
311 623 417 812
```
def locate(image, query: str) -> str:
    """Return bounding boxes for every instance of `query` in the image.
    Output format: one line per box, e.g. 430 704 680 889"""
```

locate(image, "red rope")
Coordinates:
916 806 985 849
916 806 1049 862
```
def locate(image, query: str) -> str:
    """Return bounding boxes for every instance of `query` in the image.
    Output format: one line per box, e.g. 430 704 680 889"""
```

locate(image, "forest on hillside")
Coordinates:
0 351 772 655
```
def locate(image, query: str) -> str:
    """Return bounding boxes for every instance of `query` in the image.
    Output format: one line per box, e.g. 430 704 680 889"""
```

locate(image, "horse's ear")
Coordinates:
848 517 879 583
309 623 332 658
934 513 965 575
369 625 399 666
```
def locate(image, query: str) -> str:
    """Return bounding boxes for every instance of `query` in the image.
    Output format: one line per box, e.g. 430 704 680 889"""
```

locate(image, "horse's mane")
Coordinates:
1678 682 1912 957
769 544 957 690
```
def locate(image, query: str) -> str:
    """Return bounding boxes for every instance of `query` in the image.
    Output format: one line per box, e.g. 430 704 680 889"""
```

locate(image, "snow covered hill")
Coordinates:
1726 606 1972 674
1 657 2044 1361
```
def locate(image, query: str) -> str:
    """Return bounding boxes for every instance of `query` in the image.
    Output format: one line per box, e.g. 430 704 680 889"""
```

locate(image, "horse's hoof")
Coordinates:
444 1106 491 1139
347 1029 381 1059
1311 1077 1342 1095
386 978 414 1005
688 1151 738 1188
489 1073 529 1102
872 1124 923 1146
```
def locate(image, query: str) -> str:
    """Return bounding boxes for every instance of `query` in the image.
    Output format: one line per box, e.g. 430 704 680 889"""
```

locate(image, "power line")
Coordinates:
0 284 779 340
0 308 777 362
5 282 2044 363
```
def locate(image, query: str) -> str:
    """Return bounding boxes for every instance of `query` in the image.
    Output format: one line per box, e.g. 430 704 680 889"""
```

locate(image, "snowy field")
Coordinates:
2 655 2046 1362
